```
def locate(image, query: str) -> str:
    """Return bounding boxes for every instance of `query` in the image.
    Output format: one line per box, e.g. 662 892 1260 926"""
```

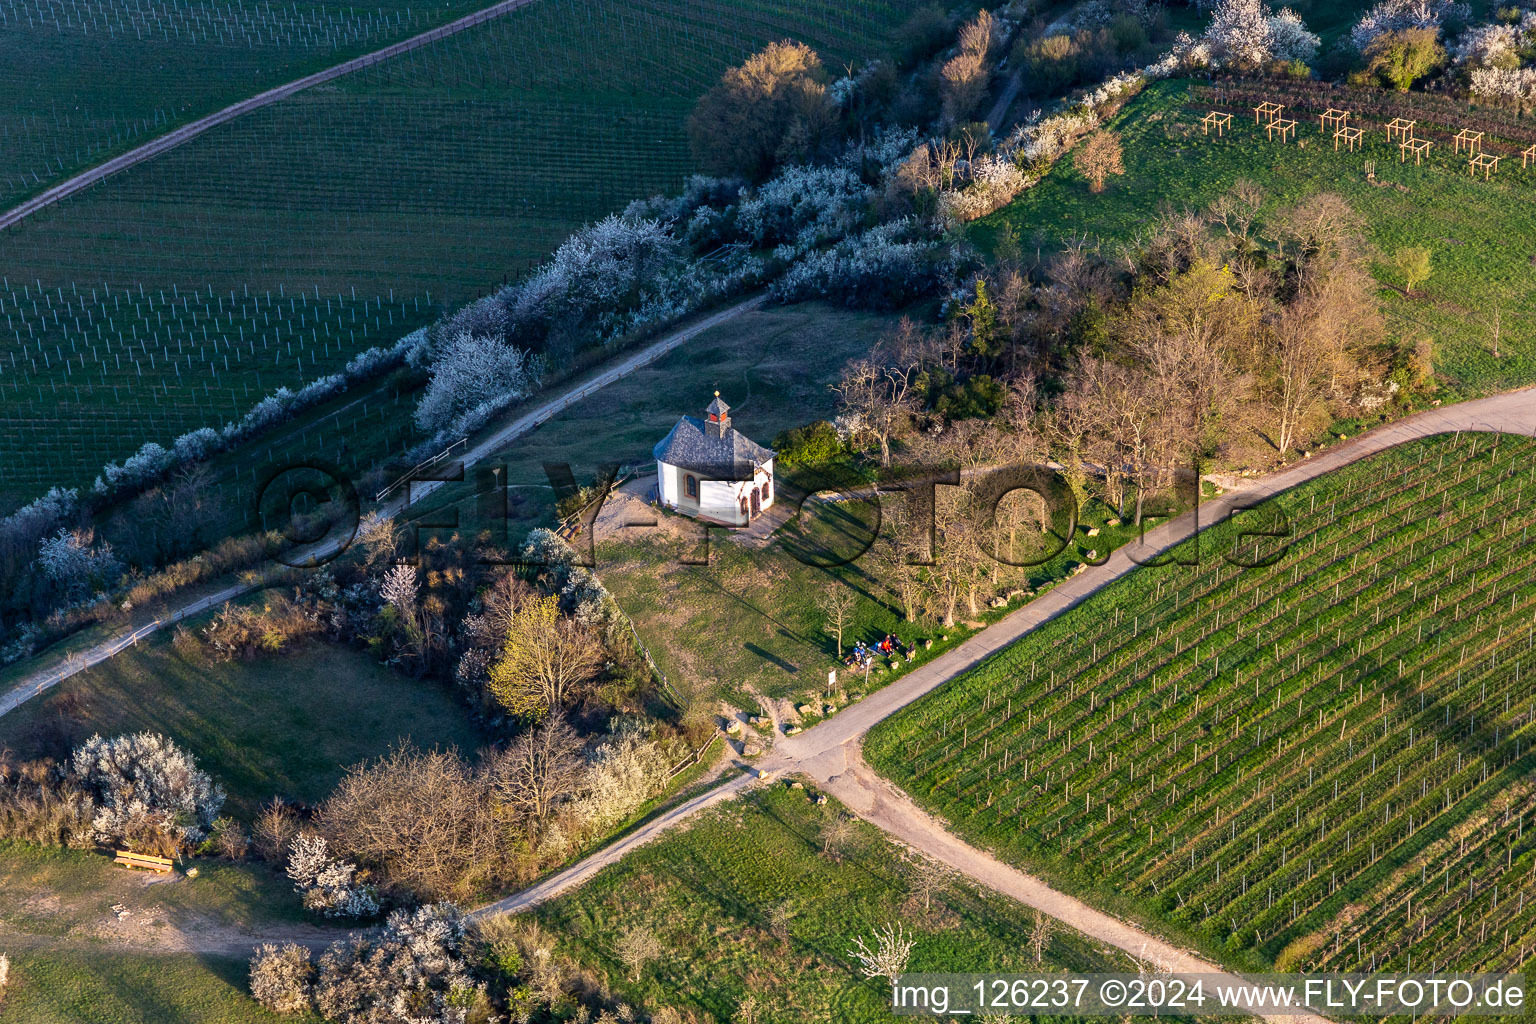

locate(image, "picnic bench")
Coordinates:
114 849 174 873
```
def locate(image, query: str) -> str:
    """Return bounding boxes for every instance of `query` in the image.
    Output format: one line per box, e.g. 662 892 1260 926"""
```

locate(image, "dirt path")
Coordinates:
816 745 1330 1024
0 294 767 721
0 0 543 230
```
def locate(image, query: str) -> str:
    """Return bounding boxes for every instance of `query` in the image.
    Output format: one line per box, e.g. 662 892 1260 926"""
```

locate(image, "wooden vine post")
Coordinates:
1334 126 1363 152
1267 118 1297 143
1201 111 1233 136
1523 143 1536 168
1400 137 1432 164
1453 129 1483 156
1319 108 1349 134
1384 117 1416 143
1469 152 1500 179
1253 101 1283 126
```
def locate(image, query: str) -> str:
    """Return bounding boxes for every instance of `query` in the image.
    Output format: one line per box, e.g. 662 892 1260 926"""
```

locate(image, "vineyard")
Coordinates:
0 278 432 505
980 80 1536 399
0 0 496 209
0 0 929 510
866 432 1536 979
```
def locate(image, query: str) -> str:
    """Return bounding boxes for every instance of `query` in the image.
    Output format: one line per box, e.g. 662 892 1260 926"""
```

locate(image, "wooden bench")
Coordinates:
114 849 174 873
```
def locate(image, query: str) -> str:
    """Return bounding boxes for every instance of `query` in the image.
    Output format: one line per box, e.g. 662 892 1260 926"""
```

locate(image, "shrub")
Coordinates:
771 219 949 310
253 797 302 862
414 331 540 435
311 904 494 1024
773 421 845 467
688 41 837 180
68 732 224 850
1351 0 1466 50
250 943 316 1015
34 528 122 603
1356 27 1446 90
0 761 95 848
201 596 322 661
287 833 379 920
734 165 871 251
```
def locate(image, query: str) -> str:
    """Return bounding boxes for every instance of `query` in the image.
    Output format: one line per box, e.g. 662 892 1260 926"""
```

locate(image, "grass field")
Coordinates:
867 431 1536 976
977 79 1536 400
0 0 499 210
0 841 329 1023
0 622 485 818
0 950 307 1024
0 0 930 513
532 783 1147 1023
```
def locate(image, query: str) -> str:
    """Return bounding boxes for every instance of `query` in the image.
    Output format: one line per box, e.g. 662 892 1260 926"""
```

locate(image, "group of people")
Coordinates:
843 633 912 670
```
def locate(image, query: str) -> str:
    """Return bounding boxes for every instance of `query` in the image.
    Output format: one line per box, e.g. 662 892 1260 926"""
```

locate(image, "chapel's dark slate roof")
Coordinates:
653 414 773 479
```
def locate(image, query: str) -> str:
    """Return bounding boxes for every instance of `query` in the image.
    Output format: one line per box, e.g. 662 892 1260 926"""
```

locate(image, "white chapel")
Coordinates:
652 393 775 527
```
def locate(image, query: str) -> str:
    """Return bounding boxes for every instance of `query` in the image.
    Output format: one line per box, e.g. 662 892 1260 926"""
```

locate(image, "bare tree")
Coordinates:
317 745 503 901
819 813 859 863
487 715 584 827
815 583 858 658
1029 910 1054 964
834 324 930 467
1075 130 1125 193
908 858 949 913
614 925 664 982
848 923 916 984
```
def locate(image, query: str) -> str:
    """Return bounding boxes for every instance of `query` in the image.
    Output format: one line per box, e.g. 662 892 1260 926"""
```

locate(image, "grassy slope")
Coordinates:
533 783 1147 1024
0 622 485 818
975 79 1536 399
2 951 310 1024
866 433 1536 975
0 842 331 1024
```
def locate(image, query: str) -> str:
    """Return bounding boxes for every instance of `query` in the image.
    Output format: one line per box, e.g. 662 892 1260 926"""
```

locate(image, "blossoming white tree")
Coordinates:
848 923 916 984
69 732 224 849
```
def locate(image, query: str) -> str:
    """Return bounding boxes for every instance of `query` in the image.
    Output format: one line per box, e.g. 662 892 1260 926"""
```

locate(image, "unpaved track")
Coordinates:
0 294 766 719
0 0 542 230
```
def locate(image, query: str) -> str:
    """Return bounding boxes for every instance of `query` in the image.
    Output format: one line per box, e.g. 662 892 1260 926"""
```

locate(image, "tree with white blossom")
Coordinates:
414 331 540 435
848 923 915 985
69 732 224 850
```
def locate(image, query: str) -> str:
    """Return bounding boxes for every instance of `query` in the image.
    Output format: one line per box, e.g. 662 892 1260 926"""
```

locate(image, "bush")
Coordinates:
1355 27 1445 90
311 904 495 1024
688 41 837 181
201 595 322 661
250 943 316 1015
68 732 224 851
771 219 950 310
414 331 541 435
772 421 845 467
253 797 302 862
287 833 379 920
0 759 95 848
